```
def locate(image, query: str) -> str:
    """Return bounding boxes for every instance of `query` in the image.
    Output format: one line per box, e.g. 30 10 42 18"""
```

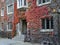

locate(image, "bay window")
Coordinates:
17 0 28 9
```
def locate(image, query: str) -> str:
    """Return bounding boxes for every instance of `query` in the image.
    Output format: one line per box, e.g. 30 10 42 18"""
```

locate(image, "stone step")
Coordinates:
12 34 25 41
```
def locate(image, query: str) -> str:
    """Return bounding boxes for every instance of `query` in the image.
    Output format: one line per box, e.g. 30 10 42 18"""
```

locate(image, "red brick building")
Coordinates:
25 0 54 43
0 0 8 37
26 0 60 45
13 0 59 45
0 0 14 38
0 0 60 45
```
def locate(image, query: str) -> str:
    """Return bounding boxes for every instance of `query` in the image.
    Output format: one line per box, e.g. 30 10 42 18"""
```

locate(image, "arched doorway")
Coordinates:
15 19 27 41
21 20 27 34
16 19 27 35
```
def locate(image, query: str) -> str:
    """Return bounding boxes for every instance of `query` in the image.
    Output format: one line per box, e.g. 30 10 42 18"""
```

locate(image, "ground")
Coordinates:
0 38 40 45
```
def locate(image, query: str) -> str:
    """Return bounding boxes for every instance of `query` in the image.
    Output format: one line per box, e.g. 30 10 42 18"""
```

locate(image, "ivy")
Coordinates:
25 0 49 30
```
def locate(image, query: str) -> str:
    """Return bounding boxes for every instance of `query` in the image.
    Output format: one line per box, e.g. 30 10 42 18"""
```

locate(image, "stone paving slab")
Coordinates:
0 38 40 45
10 40 40 45
10 42 40 45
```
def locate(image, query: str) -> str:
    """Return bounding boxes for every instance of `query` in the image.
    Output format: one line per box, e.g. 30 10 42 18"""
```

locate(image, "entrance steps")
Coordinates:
12 34 25 41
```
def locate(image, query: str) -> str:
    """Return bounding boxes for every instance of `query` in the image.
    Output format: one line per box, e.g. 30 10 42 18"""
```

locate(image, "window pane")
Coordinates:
19 0 20 6
51 17 53 29
1 8 4 16
42 19 45 29
46 18 49 29
42 0 46 3
42 18 53 29
8 4 13 13
19 0 22 6
8 23 12 29
38 0 41 4
21 0 22 6
24 0 26 5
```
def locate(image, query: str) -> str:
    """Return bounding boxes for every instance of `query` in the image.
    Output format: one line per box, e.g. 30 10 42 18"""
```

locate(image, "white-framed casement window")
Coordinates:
7 22 12 31
1 8 4 16
7 4 14 14
40 17 53 32
17 0 28 9
37 0 51 6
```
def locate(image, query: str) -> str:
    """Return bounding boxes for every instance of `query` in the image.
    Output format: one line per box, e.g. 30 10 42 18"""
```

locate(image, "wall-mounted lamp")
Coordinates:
52 8 56 13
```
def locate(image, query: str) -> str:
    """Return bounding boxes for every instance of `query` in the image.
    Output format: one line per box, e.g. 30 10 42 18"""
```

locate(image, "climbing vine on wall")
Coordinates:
25 0 49 30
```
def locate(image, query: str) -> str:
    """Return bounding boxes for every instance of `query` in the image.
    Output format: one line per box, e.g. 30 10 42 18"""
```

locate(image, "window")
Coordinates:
7 22 12 31
7 4 14 14
17 0 28 8
8 22 12 29
37 0 51 6
42 17 53 29
1 8 4 16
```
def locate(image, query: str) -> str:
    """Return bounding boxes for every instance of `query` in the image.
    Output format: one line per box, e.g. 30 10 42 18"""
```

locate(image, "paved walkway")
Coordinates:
0 38 40 45
12 35 40 45
0 38 17 45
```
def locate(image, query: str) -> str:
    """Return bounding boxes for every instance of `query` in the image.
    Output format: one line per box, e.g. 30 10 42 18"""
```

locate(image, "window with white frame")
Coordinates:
1 8 4 16
37 0 51 6
7 22 12 31
17 0 28 8
8 22 12 29
7 4 14 14
42 17 53 29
